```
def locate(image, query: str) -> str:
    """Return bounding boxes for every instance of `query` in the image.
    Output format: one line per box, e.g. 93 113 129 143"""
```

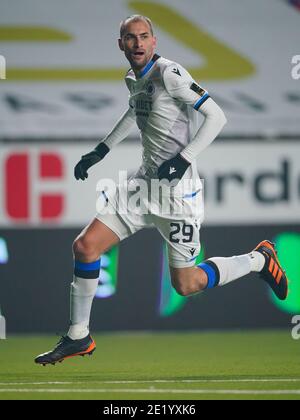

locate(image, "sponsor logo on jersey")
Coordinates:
190 82 206 97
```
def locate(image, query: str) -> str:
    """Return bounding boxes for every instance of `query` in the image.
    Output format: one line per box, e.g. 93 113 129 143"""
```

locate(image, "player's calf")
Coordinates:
170 266 208 296
69 219 120 341
73 236 100 262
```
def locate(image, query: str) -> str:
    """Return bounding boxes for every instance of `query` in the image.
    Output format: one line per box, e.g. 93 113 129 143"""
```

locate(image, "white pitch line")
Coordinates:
0 378 300 386
0 388 300 395
0 382 73 386
93 379 300 384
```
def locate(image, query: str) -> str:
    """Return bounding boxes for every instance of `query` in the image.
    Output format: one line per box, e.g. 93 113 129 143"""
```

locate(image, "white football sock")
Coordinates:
208 254 252 286
248 251 265 272
68 276 99 340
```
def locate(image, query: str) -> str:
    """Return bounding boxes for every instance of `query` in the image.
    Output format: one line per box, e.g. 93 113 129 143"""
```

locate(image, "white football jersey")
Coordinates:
124 54 210 181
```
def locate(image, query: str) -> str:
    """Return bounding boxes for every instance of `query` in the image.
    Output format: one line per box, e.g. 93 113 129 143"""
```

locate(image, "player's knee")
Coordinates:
73 236 97 260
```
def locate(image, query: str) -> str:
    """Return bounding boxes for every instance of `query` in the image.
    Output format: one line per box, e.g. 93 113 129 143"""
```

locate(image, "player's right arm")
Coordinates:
74 107 136 180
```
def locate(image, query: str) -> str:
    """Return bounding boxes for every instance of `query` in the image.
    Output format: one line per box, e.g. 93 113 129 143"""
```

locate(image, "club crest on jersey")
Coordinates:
145 80 155 96
190 82 206 97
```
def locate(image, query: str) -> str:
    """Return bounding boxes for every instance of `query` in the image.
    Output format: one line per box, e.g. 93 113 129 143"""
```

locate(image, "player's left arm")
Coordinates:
158 65 227 182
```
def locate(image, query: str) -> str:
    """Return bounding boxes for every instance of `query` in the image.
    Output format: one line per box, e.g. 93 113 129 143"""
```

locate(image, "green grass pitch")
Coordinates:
0 330 299 400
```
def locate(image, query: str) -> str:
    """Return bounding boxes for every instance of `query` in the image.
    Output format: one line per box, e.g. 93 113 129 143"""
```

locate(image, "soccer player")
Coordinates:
35 15 288 365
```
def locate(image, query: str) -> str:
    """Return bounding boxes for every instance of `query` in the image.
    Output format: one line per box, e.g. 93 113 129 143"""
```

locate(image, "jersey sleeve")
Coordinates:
180 98 227 163
102 107 136 149
163 64 210 110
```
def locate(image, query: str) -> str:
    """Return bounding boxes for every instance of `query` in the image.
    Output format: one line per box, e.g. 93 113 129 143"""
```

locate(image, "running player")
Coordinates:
35 15 288 365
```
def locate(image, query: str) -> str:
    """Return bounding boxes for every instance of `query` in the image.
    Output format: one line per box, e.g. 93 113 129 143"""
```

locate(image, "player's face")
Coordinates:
119 20 157 72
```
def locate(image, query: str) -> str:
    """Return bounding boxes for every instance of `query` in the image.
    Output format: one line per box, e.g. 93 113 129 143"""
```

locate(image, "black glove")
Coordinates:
74 143 110 180
157 153 190 184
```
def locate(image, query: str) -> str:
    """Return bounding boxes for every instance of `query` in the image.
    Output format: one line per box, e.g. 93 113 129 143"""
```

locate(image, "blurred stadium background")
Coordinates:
0 0 300 400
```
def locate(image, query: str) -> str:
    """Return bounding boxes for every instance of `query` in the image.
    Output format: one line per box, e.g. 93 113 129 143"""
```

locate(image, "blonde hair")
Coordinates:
120 15 154 38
